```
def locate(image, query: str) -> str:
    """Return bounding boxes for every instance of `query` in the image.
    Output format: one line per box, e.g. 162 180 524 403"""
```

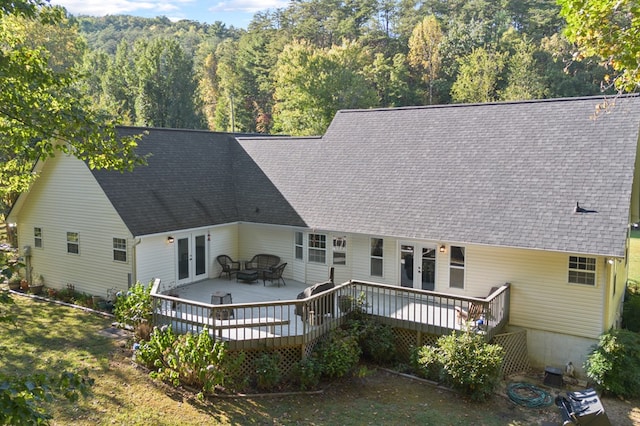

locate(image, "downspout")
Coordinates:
130 238 142 288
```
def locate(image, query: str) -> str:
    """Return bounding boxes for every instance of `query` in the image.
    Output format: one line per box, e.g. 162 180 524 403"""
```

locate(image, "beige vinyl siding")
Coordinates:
208 223 239 278
16 154 133 296
135 235 176 290
603 257 627 330
468 245 606 339
238 223 295 281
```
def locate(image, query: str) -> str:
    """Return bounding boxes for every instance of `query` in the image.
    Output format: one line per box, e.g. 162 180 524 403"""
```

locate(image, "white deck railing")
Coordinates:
150 279 510 350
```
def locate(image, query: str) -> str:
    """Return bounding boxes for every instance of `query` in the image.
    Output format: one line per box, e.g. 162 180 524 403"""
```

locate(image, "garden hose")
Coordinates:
507 382 554 408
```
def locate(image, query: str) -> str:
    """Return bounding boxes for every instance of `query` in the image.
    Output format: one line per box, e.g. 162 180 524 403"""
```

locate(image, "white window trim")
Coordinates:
34 227 43 249
113 237 127 263
308 233 327 264
568 255 597 286
370 237 383 277
66 232 79 255
449 246 465 289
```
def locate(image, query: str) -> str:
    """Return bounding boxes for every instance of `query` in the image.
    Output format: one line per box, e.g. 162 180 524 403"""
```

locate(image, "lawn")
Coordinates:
4 231 640 425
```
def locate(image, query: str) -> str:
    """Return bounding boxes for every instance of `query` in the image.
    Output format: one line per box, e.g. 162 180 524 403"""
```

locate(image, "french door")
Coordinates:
400 243 436 290
176 234 207 285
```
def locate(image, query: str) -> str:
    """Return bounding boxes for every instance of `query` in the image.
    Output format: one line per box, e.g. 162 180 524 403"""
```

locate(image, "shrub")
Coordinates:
348 318 397 365
290 356 322 390
114 281 153 339
315 328 361 378
584 328 640 398
136 325 235 396
410 345 442 381
254 352 282 391
428 329 504 401
622 287 640 332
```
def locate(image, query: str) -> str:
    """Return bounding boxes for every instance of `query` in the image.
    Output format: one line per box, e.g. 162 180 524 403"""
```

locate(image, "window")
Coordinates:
370 238 383 276
67 232 79 254
568 256 596 285
308 234 326 263
295 232 304 260
333 236 346 265
34 227 42 248
449 246 465 289
113 238 127 262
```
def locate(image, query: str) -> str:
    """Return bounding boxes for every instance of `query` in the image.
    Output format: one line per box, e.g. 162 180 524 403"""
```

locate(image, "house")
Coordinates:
7 95 640 372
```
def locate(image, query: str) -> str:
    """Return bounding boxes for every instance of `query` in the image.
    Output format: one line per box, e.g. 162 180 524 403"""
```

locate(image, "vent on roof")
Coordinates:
574 202 597 214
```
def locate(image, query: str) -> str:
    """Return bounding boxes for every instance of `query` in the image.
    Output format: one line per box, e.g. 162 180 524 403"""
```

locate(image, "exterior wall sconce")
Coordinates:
439 245 446 253
167 236 175 244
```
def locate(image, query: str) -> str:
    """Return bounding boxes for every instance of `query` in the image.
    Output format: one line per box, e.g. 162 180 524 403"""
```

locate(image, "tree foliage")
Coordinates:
408 15 443 104
272 40 377 135
0 0 145 214
558 0 640 92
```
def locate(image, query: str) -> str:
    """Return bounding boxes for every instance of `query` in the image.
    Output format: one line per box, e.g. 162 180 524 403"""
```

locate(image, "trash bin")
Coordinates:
555 388 611 426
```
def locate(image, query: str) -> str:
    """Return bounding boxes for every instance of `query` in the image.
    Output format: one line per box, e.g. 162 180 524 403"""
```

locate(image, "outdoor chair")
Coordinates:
455 286 499 329
216 255 241 279
263 263 287 287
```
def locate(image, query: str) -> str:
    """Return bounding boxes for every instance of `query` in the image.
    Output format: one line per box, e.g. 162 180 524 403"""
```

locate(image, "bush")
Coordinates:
584 328 640 398
136 325 238 396
254 352 281 391
348 318 396 365
315 328 361 378
410 345 442 381
290 356 322 390
114 281 153 339
622 287 640 332
420 329 504 401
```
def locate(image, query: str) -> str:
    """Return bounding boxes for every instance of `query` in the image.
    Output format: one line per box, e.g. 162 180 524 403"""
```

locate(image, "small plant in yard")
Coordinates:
314 328 361 378
136 325 242 396
114 281 153 339
584 328 640 398
254 352 282 391
420 329 504 401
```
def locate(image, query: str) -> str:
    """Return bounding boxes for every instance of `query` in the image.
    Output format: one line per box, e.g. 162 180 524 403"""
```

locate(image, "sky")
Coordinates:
48 0 290 29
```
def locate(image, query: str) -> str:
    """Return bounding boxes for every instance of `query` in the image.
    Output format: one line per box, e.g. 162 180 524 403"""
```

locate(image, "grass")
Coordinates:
1 295 552 425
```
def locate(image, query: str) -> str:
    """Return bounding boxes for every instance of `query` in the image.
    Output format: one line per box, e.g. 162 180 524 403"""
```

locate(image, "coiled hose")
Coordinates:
507 382 554 408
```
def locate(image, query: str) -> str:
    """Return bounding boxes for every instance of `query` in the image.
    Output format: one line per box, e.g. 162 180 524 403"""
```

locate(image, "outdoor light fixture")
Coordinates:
167 236 175 244
439 245 446 253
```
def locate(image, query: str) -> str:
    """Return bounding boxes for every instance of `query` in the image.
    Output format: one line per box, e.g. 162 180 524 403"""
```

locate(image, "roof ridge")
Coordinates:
335 94 640 115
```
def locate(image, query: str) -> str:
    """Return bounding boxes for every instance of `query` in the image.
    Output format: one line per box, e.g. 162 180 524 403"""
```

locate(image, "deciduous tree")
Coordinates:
0 0 144 214
558 0 640 92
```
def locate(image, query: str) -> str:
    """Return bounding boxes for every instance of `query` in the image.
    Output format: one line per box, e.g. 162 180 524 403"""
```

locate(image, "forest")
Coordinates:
25 0 610 137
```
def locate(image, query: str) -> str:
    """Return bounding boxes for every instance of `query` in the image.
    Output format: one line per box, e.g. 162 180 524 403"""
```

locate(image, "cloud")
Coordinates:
209 0 289 14
49 0 187 16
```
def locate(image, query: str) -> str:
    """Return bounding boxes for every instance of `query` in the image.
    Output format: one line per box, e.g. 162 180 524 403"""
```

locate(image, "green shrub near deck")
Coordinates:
415 329 504 401
584 328 640 399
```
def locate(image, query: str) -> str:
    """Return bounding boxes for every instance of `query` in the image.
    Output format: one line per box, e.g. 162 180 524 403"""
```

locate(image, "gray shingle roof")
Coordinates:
94 96 640 257
238 96 640 257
